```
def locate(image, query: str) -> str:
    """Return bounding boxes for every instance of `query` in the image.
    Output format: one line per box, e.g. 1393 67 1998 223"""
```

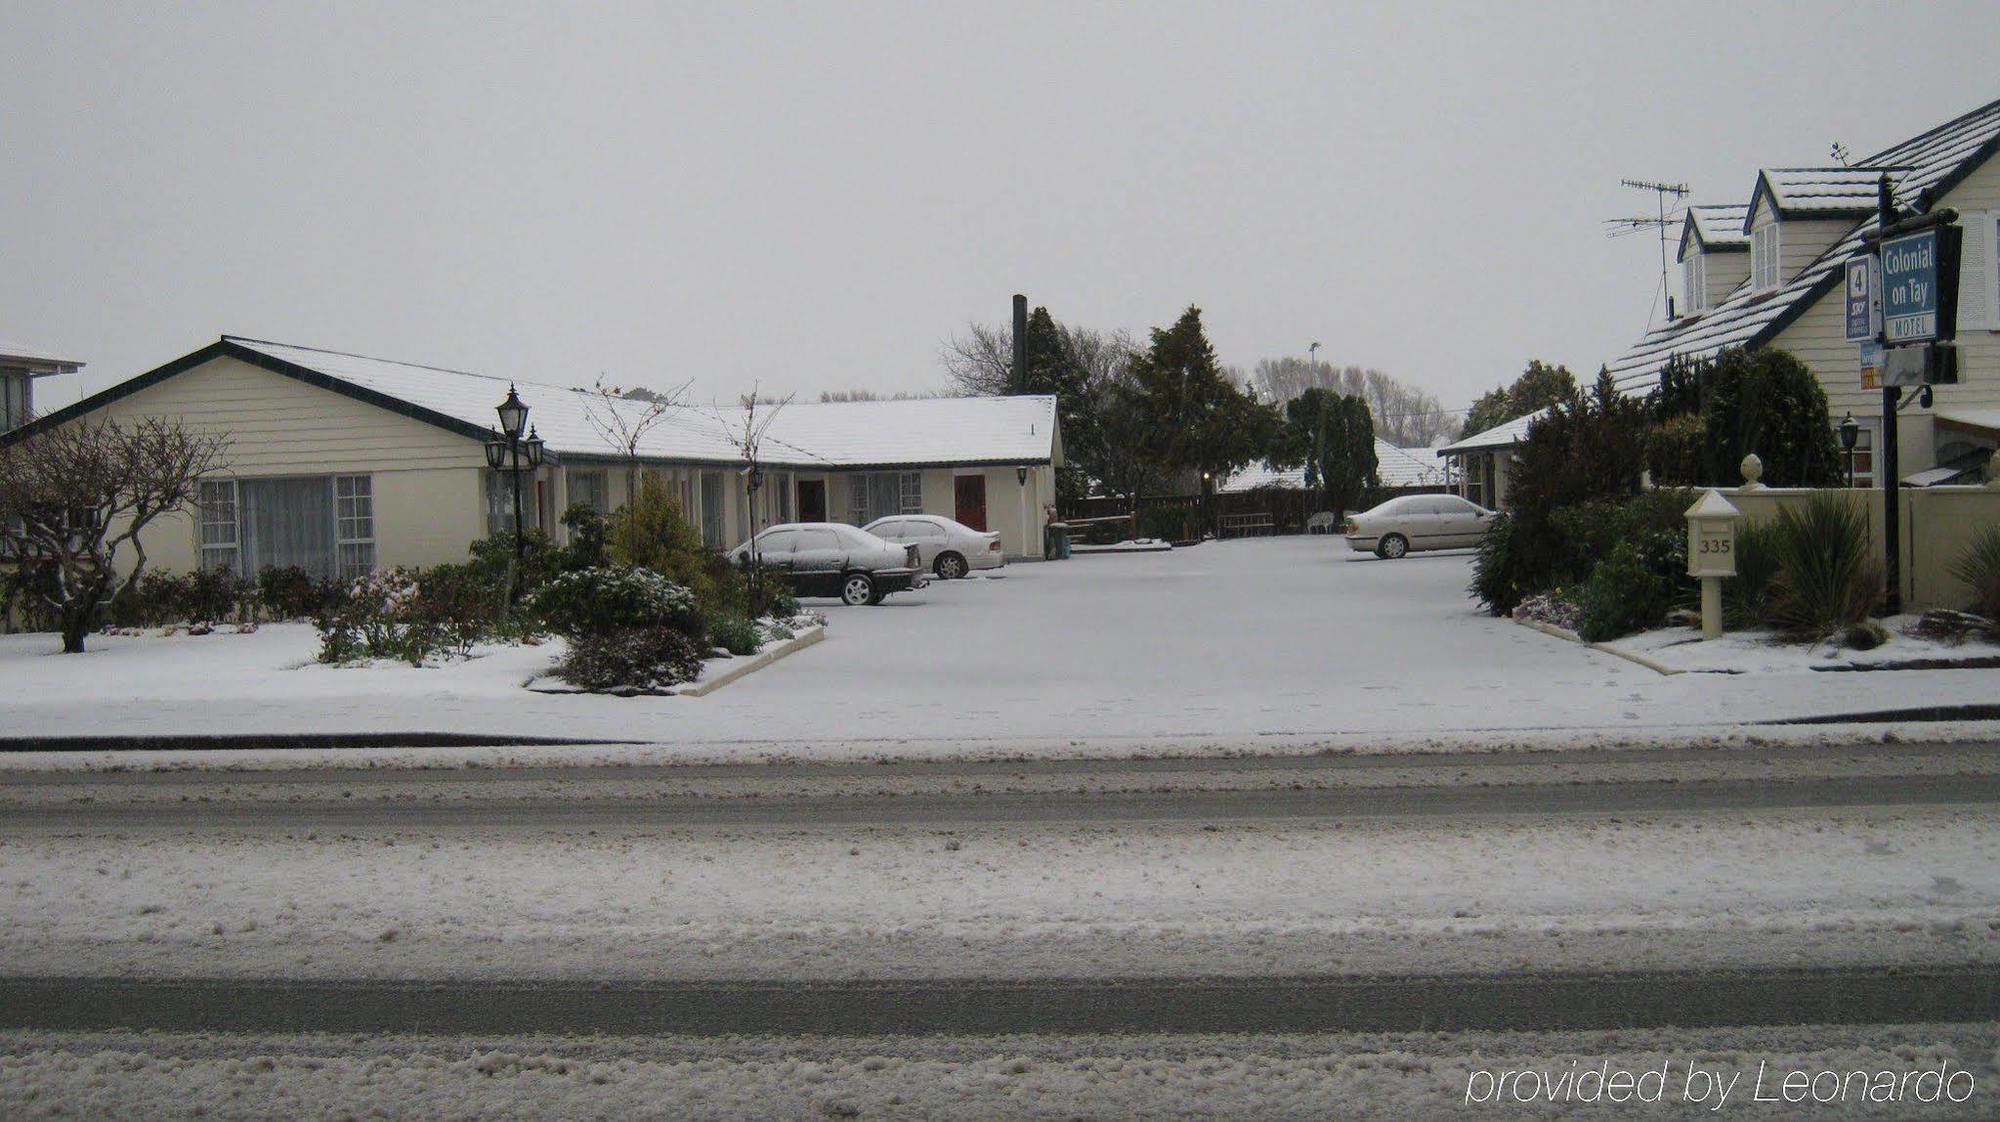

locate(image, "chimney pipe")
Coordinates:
1011 294 1028 395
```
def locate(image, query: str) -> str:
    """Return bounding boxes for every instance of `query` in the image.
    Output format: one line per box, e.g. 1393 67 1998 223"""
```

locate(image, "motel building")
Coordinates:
1443 95 2000 508
6 336 1063 580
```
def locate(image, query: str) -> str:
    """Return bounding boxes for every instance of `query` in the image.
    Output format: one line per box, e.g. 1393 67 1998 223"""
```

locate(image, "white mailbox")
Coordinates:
1686 490 1740 578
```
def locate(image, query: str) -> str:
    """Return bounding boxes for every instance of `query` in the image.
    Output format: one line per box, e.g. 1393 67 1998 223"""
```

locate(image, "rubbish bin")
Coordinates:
1043 522 1071 561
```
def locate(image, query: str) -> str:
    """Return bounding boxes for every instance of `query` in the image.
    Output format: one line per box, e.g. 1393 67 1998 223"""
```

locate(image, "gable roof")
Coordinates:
1680 205 1751 256
1603 95 2000 395
1745 167 1911 225
4 336 1060 469
1437 409 1545 455
1222 440 1447 492
0 336 83 375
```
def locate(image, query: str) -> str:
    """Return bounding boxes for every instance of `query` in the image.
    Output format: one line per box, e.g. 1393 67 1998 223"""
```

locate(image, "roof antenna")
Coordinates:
1830 141 1852 167
1605 178 1690 325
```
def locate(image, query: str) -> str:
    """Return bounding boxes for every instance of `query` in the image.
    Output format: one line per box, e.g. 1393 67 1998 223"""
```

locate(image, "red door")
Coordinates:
796 479 826 523
954 475 987 531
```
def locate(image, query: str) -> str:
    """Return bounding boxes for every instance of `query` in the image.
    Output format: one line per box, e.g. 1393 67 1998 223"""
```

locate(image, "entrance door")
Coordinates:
954 474 987 531
796 479 826 522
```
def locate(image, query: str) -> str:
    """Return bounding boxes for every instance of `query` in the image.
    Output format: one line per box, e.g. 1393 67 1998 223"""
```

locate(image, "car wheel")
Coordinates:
840 572 875 606
934 551 967 580
1377 534 1408 560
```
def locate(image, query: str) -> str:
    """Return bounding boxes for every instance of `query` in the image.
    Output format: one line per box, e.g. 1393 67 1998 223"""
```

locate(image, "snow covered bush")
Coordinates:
531 566 703 642
256 566 345 620
1512 589 1583 634
553 627 706 693
315 566 499 666
1577 539 1673 642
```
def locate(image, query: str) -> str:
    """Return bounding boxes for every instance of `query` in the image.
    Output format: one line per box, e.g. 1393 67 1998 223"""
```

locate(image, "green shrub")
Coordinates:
1767 494 1879 639
313 566 505 666
1137 504 1194 542
257 566 344 620
531 566 703 642
1578 539 1671 642
182 567 245 624
747 570 798 620
1469 511 1522 614
554 626 706 693
467 528 566 599
1722 519 1781 629
708 612 761 656
1948 524 2000 618
608 476 749 617
560 504 609 571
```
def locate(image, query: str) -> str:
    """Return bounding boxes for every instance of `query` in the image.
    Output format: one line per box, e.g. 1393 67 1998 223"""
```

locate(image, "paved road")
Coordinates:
5 967 1996 1036
8 771 2000 832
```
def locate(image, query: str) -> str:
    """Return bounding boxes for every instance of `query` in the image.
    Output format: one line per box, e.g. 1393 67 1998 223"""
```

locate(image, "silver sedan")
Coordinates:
863 514 1006 579
1344 494 1496 558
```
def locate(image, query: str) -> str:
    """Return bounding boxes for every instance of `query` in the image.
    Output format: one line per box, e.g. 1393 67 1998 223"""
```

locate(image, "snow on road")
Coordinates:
6 809 1997 981
1 537 1996 766
4 1024 1994 1120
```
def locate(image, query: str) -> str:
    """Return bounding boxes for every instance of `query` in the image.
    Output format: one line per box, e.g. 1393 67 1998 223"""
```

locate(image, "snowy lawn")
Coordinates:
1604 621 2000 675
5 809 1996 981
1 536 1998 761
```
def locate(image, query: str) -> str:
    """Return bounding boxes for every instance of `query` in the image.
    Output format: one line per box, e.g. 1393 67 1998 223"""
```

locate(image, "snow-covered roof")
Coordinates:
27 335 1059 469
1682 205 1750 252
1605 96 2000 394
0 336 83 374
1937 406 2000 436
1437 409 1546 455
1750 167 1910 221
1221 440 1446 493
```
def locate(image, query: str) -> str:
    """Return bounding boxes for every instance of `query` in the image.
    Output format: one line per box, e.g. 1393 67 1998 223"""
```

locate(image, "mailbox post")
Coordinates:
1686 490 1741 641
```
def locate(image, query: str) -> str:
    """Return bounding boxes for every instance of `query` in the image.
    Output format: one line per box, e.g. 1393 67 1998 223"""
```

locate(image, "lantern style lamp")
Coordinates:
523 426 546 469
483 431 508 471
1838 412 1859 488
496 385 529 440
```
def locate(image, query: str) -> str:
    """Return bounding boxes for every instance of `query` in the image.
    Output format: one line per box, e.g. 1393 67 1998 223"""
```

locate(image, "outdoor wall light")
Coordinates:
1016 466 1028 486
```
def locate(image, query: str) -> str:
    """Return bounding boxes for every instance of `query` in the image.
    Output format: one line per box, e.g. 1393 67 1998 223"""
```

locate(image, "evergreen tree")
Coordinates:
1127 306 1276 486
1460 359 1579 439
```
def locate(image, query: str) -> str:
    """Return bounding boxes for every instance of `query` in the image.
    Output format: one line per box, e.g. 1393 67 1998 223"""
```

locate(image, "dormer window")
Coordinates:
1682 253 1707 315
1751 223 1781 291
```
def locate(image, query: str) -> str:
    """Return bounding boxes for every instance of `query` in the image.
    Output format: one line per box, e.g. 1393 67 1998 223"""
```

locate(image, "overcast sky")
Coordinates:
5 2 1998 422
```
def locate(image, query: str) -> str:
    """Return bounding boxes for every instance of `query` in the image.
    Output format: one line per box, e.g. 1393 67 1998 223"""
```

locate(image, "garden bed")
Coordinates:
1600 618 2000 675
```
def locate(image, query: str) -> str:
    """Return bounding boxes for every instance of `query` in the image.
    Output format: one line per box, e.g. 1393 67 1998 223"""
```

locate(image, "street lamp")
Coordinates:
1838 412 1859 488
483 385 544 598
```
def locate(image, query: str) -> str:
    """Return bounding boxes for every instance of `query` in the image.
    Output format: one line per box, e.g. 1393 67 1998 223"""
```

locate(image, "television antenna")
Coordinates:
1604 178 1690 322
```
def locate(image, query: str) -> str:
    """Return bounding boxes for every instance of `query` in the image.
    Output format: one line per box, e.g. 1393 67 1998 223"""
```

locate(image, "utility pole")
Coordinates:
1011 294 1029 395
1876 174 1900 616
1309 342 1325 516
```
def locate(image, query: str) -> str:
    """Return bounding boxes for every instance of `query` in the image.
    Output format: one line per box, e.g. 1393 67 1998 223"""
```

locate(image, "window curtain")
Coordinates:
240 477 336 578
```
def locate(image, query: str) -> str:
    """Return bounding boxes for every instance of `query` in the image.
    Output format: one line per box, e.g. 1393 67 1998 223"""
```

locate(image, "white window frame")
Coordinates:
1751 222 1781 292
898 471 923 514
567 469 610 514
1682 252 1707 314
198 479 240 574
334 474 375 580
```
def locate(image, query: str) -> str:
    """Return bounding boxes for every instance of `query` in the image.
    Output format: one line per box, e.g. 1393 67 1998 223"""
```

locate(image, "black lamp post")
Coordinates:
1838 411 1859 489
483 385 544 597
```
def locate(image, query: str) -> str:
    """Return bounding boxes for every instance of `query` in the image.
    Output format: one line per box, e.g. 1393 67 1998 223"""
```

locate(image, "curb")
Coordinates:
1511 615 1683 677
0 733 617 754
678 625 826 697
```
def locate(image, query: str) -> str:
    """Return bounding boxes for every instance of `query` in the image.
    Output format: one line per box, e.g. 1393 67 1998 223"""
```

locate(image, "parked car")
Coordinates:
1344 494 1497 558
862 514 1005 579
728 522 924 605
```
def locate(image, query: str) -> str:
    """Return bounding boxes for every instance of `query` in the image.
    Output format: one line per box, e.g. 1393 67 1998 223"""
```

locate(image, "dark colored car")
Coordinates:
728 522 925 605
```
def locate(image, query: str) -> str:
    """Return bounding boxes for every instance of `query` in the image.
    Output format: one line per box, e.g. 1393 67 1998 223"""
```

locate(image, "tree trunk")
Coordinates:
59 608 91 653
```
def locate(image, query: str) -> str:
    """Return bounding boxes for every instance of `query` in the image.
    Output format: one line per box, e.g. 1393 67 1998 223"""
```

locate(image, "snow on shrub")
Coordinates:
531 567 703 641
554 627 706 693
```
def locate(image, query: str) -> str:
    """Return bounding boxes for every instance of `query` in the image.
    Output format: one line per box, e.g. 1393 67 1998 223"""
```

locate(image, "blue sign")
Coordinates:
1881 229 1941 342
1843 255 1880 342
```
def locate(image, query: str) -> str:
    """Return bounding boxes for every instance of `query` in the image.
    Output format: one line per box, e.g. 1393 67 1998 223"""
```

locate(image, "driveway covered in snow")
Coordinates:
1 534 1995 758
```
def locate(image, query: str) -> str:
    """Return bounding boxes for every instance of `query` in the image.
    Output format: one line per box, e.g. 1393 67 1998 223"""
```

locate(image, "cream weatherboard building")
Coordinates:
1443 95 2000 507
6 336 1062 581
